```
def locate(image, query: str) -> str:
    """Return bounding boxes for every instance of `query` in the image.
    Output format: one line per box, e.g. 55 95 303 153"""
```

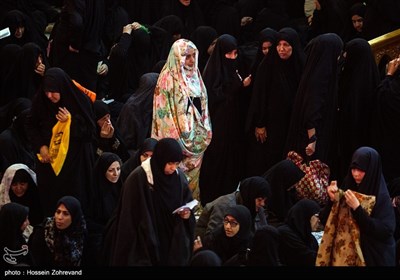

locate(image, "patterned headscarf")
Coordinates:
44 196 86 266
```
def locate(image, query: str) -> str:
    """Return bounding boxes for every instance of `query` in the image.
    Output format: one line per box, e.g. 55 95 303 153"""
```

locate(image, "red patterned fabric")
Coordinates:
287 151 330 205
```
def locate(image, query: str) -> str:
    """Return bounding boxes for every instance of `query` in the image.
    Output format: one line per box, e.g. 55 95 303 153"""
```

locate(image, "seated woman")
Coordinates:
277 198 321 266
0 202 31 267
195 176 270 240
0 163 43 225
28 196 87 266
200 205 253 266
262 159 305 226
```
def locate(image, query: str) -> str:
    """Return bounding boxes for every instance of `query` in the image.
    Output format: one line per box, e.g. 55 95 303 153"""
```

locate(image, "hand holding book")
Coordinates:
172 199 198 215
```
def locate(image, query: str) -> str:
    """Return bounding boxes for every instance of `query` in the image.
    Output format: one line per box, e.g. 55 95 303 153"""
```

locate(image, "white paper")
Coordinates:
0 27 11 40
172 199 198 214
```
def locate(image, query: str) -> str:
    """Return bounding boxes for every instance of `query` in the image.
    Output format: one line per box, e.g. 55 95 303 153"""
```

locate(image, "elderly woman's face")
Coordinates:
277 40 292 60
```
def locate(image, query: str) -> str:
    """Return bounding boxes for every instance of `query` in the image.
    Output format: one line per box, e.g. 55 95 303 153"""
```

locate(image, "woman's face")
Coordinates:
97 114 111 128
225 49 238 60
140 151 153 163
223 215 240 237
11 182 28 197
262 41 273 56
184 48 196 70
179 0 191 6
277 40 293 60
255 197 266 212
105 160 121 183
14 26 25 39
351 168 365 184
164 162 180 175
55 203 72 230
351 15 364 32
45 92 60 103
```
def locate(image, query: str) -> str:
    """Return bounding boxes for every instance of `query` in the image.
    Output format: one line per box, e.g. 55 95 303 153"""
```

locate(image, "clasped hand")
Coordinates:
56 107 70 123
327 181 360 210
255 127 267 143
100 119 114 138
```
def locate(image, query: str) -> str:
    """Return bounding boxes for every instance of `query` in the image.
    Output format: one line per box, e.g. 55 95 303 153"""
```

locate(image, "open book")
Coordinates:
172 199 198 214
0 27 10 40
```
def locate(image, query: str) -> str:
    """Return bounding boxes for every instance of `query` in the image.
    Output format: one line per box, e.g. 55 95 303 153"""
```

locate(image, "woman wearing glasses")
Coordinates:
199 205 252 266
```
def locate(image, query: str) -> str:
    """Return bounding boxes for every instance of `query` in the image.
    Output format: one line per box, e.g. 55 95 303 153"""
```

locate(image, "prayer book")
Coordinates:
172 199 198 214
0 27 10 40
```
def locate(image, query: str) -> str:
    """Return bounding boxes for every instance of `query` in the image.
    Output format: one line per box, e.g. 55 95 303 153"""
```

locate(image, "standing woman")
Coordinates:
285 33 343 180
26 67 96 216
151 39 212 200
49 0 105 91
370 56 400 185
246 27 305 176
200 34 252 206
104 138 196 266
87 152 122 228
336 38 380 182
29 196 87 266
85 152 123 266
120 137 158 183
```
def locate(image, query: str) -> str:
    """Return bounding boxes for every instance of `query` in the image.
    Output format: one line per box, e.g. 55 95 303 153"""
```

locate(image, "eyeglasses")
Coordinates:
223 218 238 228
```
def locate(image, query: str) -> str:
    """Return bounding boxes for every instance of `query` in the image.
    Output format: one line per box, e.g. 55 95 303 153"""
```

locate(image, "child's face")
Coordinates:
351 168 365 184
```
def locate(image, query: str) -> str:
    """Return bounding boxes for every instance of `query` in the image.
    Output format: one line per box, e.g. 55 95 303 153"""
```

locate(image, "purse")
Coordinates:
287 151 330 205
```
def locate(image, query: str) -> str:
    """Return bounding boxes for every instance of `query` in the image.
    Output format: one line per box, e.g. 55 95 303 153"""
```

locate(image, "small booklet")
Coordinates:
0 27 10 40
172 199 198 214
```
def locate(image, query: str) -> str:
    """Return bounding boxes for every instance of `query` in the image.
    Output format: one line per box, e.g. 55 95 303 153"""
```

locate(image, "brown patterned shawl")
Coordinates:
316 191 375 266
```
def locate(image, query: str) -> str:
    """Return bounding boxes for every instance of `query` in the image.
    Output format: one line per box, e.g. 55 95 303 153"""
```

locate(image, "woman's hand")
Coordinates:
69 45 79 53
178 208 191 219
39 145 52 163
344 189 360 210
56 107 70 123
386 56 400 76
35 56 46 76
243 74 252 87
193 236 203 252
305 141 316 156
327 180 338 201
100 119 114 138
255 127 267 143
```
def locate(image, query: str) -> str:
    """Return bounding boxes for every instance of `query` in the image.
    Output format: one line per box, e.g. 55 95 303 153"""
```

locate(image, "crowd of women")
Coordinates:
1 0 400 268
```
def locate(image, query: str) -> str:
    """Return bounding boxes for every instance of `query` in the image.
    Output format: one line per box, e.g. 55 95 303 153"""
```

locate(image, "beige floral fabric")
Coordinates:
316 191 375 266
